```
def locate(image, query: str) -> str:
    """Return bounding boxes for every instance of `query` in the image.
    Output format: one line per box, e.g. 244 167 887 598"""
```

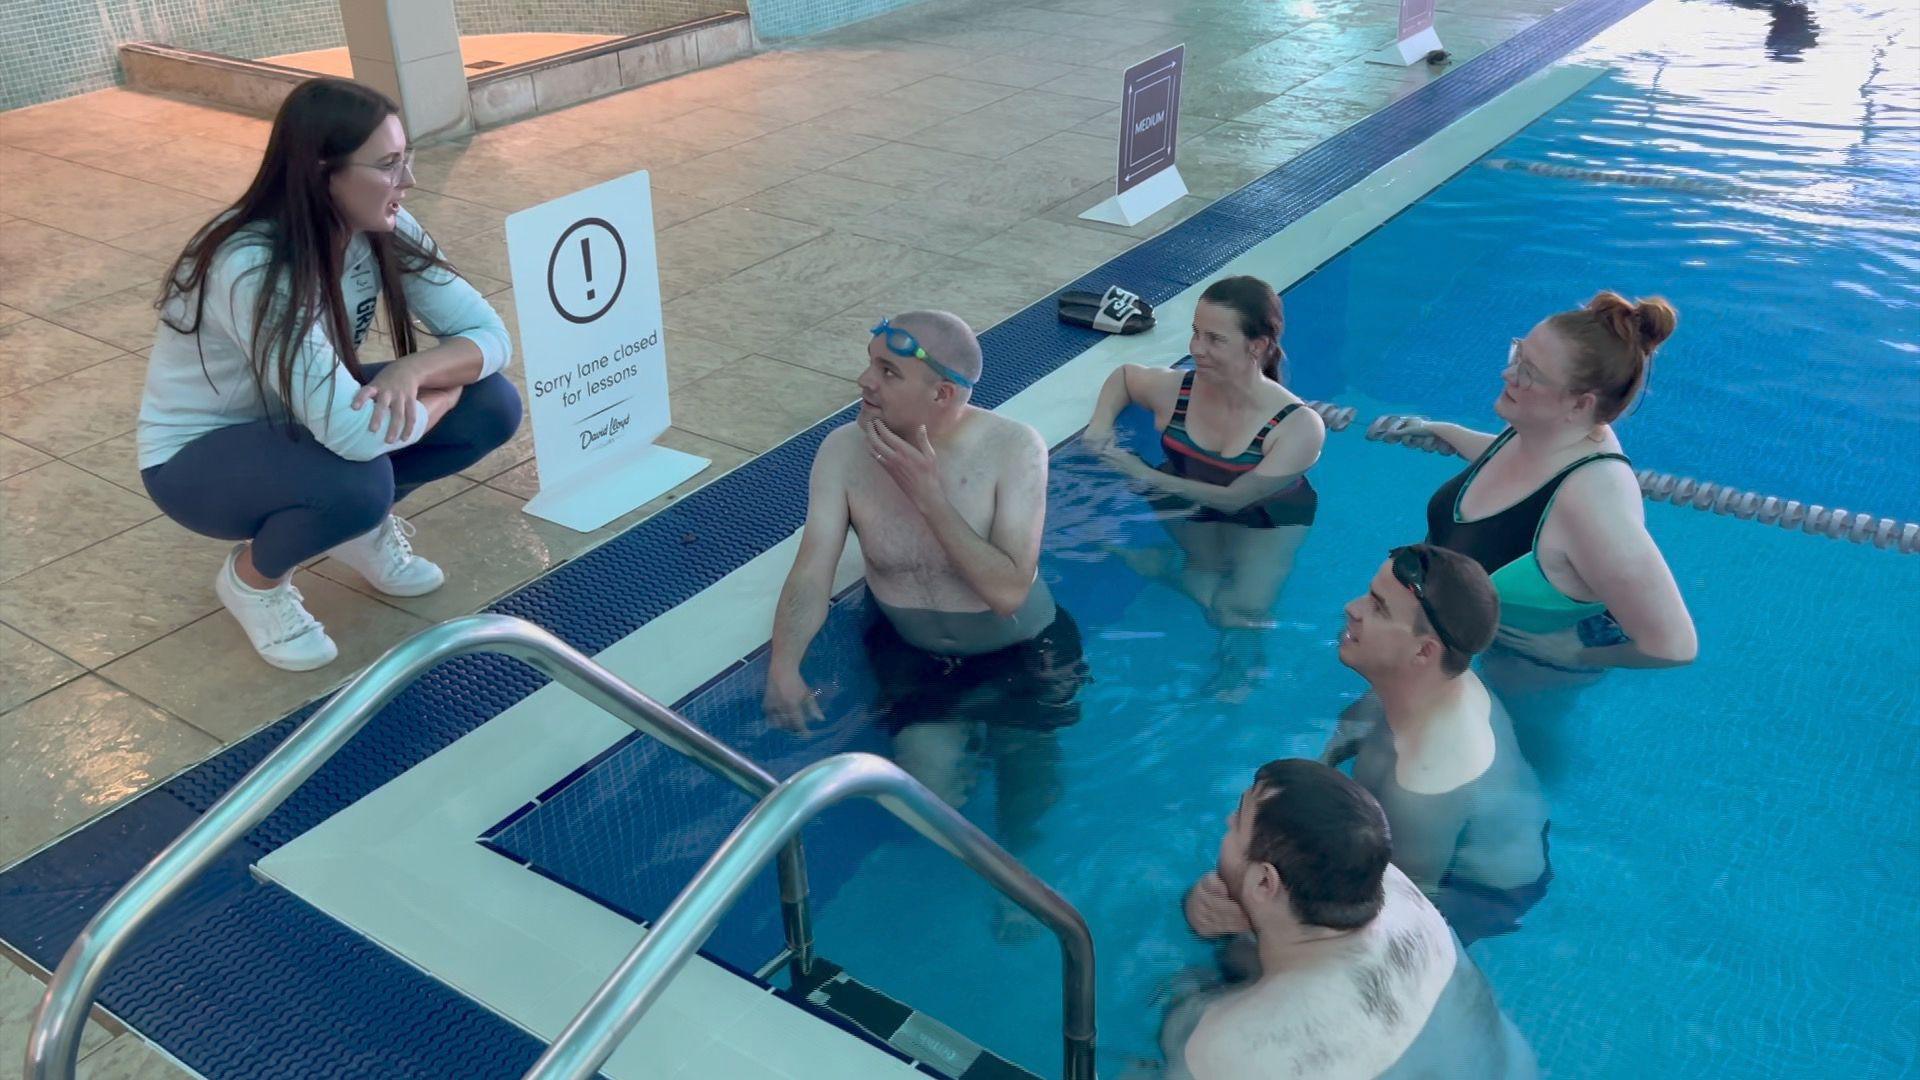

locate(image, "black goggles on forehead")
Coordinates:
1389 546 1467 656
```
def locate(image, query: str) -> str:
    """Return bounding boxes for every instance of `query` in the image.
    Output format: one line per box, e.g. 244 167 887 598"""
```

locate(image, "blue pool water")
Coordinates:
495 3 1920 1077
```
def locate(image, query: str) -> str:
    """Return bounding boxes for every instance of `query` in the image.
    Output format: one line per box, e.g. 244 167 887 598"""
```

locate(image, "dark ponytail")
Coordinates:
1547 291 1678 423
1199 275 1286 382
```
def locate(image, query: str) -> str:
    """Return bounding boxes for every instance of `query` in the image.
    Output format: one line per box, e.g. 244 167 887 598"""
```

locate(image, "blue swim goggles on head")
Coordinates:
871 318 975 389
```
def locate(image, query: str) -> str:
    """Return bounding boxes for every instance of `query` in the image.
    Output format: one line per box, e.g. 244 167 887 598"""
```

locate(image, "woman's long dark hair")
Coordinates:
159 78 449 432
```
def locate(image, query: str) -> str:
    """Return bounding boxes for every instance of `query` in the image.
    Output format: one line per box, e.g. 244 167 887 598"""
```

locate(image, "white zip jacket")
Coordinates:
137 208 511 469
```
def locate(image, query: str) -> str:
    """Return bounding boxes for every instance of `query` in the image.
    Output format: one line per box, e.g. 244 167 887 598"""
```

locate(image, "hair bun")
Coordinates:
1586 291 1676 356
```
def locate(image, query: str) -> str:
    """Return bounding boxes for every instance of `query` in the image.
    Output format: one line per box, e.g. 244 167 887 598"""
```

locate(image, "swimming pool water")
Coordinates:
494 2 1920 1076
792 6 1920 1074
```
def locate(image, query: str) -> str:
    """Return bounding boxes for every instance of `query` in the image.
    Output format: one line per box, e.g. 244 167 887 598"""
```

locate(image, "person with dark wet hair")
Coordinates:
1323 545 1552 946
1085 275 1325 702
1145 759 1537 1079
138 77 520 671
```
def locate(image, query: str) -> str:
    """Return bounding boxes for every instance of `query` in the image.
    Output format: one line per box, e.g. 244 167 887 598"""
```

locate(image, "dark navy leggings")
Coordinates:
142 366 522 578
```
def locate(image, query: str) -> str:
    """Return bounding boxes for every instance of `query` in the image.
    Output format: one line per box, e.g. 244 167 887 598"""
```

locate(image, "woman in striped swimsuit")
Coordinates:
1085 276 1326 701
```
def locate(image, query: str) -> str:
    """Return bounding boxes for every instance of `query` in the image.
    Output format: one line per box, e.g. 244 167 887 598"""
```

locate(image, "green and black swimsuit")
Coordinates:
1426 428 1628 634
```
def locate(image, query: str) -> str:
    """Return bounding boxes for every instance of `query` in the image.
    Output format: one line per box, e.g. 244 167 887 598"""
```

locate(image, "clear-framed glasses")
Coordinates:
1504 337 1570 392
345 146 415 183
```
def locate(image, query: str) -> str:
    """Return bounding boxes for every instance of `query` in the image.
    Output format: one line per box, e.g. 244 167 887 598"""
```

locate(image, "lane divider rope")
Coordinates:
1365 414 1920 553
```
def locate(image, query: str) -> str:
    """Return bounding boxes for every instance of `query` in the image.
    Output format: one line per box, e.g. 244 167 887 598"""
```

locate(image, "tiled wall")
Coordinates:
450 0 743 37
751 0 924 39
1 0 344 110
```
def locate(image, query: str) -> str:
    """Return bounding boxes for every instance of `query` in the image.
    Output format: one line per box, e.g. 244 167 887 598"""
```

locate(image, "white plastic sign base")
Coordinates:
522 442 709 532
1368 26 1444 66
1080 166 1189 227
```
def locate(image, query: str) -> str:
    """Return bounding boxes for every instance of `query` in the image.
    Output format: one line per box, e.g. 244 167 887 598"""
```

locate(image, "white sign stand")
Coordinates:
1369 0 1443 66
1082 45 1188 228
505 171 708 533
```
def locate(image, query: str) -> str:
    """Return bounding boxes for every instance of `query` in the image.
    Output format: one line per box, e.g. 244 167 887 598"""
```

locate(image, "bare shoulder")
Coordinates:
974 410 1047 462
1125 364 1187 408
815 420 864 471
1556 453 1644 524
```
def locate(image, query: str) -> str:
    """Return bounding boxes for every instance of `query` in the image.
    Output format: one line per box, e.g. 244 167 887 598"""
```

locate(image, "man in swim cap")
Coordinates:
1159 759 1537 1079
1323 544 1552 945
765 312 1087 933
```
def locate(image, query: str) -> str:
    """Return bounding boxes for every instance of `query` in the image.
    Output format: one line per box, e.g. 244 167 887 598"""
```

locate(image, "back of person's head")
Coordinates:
1546 291 1677 423
1396 543 1500 676
1247 759 1392 930
889 310 983 392
1198 276 1286 381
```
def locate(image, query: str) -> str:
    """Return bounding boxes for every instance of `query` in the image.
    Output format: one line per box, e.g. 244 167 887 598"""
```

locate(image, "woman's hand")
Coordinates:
1099 442 1152 479
353 361 427 443
1494 624 1595 670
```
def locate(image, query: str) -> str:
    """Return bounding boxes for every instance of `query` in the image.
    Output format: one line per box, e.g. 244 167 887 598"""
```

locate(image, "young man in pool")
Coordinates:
1156 759 1537 1079
1321 545 1552 945
764 311 1088 925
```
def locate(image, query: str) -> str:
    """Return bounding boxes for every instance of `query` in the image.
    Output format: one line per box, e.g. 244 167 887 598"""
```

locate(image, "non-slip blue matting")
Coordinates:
0 3 1651 1075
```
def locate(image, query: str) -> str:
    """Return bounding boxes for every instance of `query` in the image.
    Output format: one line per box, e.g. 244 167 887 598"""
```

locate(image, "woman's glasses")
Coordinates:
345 147 415 183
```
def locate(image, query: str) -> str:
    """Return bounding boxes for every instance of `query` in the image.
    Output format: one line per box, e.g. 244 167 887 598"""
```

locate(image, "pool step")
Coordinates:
785 957 1041 1080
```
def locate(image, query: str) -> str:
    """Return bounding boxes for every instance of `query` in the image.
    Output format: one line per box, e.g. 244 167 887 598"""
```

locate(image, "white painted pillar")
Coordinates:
340 0 471 141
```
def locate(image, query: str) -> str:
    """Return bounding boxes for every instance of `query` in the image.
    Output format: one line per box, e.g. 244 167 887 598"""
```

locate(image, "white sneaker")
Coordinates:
214 545 338 672
325 514 445 597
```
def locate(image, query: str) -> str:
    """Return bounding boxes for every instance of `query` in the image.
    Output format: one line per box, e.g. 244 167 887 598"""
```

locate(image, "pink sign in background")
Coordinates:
1400 0 1436 40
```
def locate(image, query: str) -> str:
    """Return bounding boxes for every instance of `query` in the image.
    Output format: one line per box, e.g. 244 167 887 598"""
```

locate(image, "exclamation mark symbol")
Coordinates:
581 236 595 301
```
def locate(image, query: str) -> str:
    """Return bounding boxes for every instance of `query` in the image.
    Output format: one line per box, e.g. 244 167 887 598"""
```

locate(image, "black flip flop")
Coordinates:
1059 285 1155 335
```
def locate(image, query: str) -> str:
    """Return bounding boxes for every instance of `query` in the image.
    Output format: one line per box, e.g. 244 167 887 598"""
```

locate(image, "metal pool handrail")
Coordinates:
523 752 1098 1080
24 614 815 1080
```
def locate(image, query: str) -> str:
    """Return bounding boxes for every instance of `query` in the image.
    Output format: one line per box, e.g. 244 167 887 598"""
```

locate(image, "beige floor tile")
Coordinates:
174 109 274 153
880 75 1023 115
63 134 263 205
435 227 515 293
632 107 791 155
0 148 224 243
661 328 753 398
0 676 217 866
657 206 828 298
413 158 607 215
98 573 432 745
59 431 144 496
650 145 813 205
999 130 1126 189
41 286 163 356
730 123 888 173
0 318 126 396
757 309 877 381
958 218 1138 284
948 54 1084 90
826 142 1003 194
0 962 113 1066
0 623 84 713
0 221 167 318
564 131 715 182
651 189 727 230
0 100 173 161
0 462 157 583
842 198 1029 256
924 156 1101 215
0 434 52 479
104 214 209 266
1034 67 1127 103
808 95 964 140
403 190 510 244
0 354 147 456
737 173 909 229
670 355 857 453
0 304 27 328
76 1033 208 1079
0 516 230 668
309 485 581 623
855 258 1061 331
897 108 1062 160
